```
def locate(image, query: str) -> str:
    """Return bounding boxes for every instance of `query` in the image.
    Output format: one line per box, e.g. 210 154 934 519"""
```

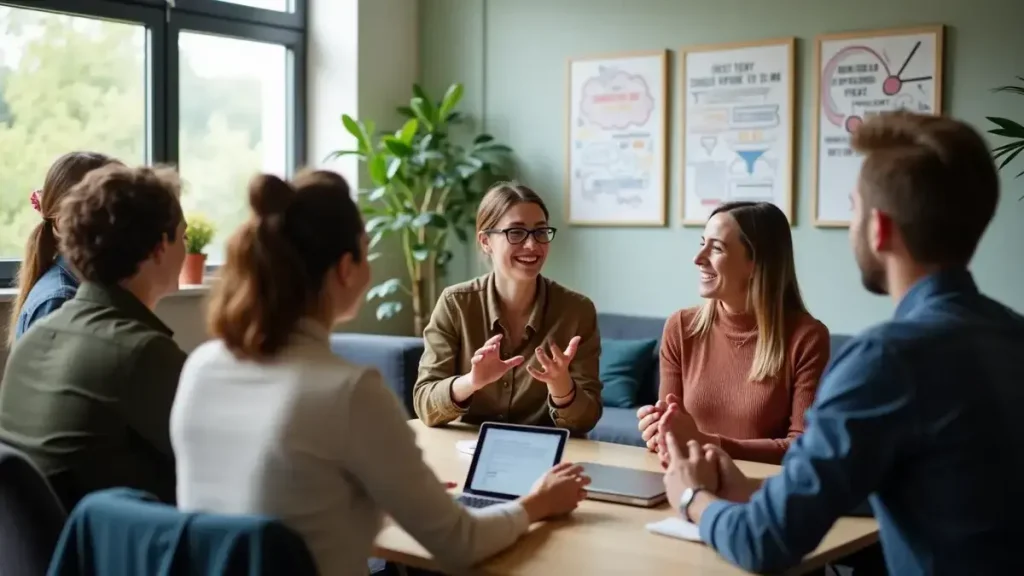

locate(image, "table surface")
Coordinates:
373 421 879 575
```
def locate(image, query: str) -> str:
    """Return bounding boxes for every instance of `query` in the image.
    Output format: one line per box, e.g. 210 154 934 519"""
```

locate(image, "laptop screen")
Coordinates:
466 424 567 499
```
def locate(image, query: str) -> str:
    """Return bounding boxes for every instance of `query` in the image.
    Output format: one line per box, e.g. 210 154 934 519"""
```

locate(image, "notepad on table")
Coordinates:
645 517 703 543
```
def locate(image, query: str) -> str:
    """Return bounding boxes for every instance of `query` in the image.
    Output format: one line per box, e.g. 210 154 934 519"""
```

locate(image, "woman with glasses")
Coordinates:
413 182 603 435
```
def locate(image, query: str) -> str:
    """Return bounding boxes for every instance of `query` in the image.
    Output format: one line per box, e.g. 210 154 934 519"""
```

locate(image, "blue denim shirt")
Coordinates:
14 256 79 341
699 269 1024 575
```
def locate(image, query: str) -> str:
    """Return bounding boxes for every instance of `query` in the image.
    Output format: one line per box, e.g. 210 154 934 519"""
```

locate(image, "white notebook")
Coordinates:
645 517 703 543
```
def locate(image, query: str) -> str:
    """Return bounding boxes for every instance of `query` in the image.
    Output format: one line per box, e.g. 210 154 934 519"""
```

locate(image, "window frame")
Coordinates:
0 0 307 287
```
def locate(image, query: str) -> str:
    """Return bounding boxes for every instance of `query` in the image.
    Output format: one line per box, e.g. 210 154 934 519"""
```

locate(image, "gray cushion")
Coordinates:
588 407 645 447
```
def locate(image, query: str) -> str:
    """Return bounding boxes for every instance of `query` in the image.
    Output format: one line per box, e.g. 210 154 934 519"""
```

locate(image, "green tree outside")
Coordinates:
0 6 266 263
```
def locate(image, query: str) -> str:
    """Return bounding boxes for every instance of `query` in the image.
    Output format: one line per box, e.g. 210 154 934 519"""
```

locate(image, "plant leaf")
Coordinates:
386 159 403 181
411 243 431 262
368 155 389 185
397 118 419 144
365 216 391 233
369 231 385 249
412 212 448 229
986 116 1024 133
438 83 464 121
368 278 402 300
410 98 435 131
997 145 1024 170
396 106 416 119
341 114 369 152
375 301 403 320
384 139 414 157
473 134 494 145
322 149 363 162
367 252 382 262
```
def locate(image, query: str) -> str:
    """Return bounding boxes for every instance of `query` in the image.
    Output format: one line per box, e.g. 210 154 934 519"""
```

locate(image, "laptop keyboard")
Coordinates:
456 494 502 509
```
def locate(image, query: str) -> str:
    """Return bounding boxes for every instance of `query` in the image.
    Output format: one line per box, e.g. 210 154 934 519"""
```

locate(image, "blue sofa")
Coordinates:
328 314 853 448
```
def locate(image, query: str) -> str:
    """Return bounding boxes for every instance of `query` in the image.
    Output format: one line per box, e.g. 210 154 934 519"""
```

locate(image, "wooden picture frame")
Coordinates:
811 25 945 227
564 50 669 227
679 37 796 226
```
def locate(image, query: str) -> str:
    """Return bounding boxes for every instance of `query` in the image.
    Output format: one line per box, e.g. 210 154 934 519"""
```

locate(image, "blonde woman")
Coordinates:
414 182 603 435
636 201 830 464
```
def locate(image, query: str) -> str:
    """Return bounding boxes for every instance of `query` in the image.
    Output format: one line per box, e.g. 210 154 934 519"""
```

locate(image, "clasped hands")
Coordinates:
467 333 581 401
638 397 755 508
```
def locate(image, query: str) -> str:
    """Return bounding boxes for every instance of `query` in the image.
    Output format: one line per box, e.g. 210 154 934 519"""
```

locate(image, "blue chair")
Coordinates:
0 442 67 576
47 488 317 576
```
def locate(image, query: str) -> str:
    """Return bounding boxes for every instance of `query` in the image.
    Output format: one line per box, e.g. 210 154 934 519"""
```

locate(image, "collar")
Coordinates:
54 255 79 286
485 273 548 335
76 282 174 336
894 268 978 320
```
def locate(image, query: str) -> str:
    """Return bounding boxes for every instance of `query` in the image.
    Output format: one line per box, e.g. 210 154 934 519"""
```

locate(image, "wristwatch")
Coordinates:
678 486 707 522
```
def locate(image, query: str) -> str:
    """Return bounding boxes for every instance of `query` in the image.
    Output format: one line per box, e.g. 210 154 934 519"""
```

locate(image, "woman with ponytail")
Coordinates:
171 170 589 576
7 151 121 343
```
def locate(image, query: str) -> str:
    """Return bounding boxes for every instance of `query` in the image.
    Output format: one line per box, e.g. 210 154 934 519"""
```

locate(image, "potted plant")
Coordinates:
986 76 1024 196
180 213 215 286
327 83 514 334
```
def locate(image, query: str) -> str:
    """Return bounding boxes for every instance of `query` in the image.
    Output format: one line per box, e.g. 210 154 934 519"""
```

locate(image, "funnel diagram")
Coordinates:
821 40 935 134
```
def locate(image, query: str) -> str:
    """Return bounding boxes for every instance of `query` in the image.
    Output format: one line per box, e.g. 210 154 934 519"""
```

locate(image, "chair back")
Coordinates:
47 488 317 576
0 442 67 576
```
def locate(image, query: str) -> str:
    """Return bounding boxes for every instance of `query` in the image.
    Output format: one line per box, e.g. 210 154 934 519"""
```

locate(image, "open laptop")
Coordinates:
455 422 569 509
578 462 667 507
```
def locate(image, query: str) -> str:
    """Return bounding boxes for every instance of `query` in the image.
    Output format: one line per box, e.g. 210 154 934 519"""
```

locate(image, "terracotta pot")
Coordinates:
179 253 207 286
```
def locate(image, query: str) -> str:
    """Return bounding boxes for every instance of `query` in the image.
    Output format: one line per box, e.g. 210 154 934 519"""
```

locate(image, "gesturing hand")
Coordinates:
655 403 715 469
702 444 756 503
467 334 524 390
662 433 720 514
527 336 581 400
637 393 682 452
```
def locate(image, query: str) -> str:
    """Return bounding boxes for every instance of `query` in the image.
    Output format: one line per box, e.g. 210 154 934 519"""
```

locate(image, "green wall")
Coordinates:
420 0 1024 335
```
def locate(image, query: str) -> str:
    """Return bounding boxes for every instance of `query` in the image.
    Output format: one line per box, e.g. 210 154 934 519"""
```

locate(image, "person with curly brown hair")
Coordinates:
0 163 188 511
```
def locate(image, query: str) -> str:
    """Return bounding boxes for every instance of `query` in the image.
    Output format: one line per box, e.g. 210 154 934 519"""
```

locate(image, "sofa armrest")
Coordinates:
328 333 424 417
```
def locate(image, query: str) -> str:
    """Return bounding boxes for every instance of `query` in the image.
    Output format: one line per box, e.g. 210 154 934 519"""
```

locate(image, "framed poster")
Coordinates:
680 38 796 226
565 50 668 227
812 25 945 227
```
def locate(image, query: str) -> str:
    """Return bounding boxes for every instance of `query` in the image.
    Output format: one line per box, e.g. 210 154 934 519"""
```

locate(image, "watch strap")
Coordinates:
680 486 708 522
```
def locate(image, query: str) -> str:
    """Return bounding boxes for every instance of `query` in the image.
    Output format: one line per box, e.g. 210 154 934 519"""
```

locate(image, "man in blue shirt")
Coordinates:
658 110 1024 575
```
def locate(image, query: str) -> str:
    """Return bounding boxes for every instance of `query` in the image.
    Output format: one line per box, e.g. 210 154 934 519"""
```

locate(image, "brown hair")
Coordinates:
7 151 121 344
852 111 999 266
207 170 364 360
689 201 807 381
475 182 549 237
57 164 183 285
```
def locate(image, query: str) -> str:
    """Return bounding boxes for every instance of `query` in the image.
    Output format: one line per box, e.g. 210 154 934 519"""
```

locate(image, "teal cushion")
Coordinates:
598 338 658 408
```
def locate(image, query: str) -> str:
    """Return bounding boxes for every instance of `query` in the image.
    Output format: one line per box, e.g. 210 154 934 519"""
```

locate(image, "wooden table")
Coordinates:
373 421 879 575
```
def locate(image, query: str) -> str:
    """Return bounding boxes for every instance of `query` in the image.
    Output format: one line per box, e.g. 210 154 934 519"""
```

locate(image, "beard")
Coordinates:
854 226 888 295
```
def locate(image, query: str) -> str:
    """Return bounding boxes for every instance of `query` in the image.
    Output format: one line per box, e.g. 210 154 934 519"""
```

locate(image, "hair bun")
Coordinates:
248 173 294 218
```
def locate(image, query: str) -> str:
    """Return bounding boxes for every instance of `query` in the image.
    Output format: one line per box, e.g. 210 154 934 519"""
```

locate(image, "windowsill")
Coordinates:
0 284 210 304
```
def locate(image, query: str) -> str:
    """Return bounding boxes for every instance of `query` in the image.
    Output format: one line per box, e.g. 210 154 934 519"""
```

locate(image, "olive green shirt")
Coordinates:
0 282 185 511
413 274 602 435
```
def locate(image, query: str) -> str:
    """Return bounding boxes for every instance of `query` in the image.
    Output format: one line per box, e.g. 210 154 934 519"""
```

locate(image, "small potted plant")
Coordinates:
180 213 215 286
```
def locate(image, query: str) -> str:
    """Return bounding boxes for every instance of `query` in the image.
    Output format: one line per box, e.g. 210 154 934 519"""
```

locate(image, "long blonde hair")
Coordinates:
688 201 807 381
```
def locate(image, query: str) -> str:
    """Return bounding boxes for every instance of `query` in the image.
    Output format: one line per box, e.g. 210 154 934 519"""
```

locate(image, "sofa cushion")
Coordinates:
588 406 645 447
597 314 666 405
599 338 659 408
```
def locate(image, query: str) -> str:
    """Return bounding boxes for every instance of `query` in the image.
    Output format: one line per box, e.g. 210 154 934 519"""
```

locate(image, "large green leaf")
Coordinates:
438 83 464 121
397 118 419 144
341 114 370 152
368 154 389 185
409 97 435 131
384 138 414 157
411 243 431 262
365 215 391 233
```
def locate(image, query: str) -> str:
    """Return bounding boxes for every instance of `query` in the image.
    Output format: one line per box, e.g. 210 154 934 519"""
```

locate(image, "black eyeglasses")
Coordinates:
485 226 557 245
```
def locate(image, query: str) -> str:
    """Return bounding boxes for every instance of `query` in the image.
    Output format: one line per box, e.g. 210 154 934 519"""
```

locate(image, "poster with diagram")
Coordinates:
566 51 668 226
813 26 944 226
681 39 795 225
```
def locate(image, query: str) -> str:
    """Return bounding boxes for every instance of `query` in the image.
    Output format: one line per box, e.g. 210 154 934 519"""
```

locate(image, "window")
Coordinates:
0 0 306 285
0 6 148 263
177 31 288 262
